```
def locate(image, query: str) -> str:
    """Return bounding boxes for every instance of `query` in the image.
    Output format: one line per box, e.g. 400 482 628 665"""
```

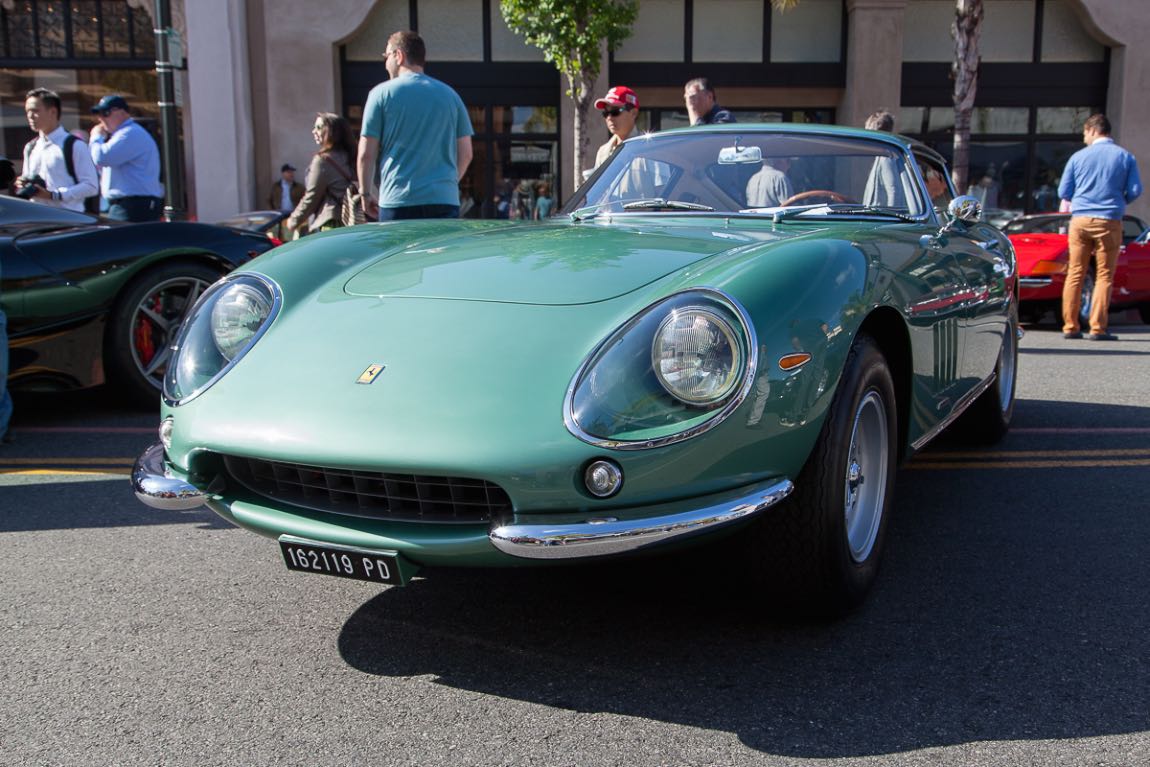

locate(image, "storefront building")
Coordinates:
2 1 1147 223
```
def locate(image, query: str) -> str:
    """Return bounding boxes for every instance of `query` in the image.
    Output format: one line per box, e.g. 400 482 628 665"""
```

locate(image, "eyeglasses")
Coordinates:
383 49 398 60
95 109 112 118
601 106 631 118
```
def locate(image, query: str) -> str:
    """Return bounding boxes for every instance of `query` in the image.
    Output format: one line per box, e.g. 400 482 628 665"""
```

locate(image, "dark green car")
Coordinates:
0 196 277 402
134 125 1018 614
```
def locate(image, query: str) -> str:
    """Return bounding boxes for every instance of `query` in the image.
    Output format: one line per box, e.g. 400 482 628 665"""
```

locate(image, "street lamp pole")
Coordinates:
153 0 185 220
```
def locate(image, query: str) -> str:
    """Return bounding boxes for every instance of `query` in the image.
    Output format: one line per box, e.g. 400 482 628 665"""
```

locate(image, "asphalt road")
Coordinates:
2 318 1148 766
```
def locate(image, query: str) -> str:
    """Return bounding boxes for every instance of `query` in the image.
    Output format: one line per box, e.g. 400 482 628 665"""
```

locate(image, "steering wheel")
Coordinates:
780 189 853 206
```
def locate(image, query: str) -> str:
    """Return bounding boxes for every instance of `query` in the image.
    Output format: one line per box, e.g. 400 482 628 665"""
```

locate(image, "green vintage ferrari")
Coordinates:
133 125 1018 614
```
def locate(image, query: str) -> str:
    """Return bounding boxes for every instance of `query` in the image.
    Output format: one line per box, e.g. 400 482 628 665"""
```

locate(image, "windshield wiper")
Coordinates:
621 198 715 212
816 204 919 223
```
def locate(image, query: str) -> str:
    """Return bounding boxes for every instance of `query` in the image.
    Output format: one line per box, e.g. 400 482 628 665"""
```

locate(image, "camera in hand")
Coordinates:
16 174 45 199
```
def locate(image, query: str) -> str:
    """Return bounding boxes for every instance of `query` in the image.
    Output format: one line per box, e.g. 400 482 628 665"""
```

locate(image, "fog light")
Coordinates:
584 459 623 498
159 418 174 451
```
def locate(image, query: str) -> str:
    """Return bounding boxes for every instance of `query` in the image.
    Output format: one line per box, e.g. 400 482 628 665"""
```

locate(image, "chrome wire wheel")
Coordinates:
843 389 889 563
997 323 1018 415
128 275 212 390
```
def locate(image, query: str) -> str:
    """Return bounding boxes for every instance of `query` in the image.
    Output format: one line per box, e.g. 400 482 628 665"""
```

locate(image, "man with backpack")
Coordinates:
17 88 99 212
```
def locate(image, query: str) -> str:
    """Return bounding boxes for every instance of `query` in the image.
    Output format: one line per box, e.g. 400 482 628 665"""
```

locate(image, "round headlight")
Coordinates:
652 307 742 405
211 282 273 361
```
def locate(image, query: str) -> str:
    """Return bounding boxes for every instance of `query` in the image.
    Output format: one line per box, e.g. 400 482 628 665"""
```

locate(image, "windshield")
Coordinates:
565 131 932 219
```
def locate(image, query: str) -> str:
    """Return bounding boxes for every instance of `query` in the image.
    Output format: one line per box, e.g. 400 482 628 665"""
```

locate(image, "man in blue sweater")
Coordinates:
1058 113 1142 340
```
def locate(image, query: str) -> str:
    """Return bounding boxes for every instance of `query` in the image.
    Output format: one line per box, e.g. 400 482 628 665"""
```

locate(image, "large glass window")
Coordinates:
903 105 1100 216
0 1 155 60
1032 141 1079 211
1 68 163 174
464 105 559 220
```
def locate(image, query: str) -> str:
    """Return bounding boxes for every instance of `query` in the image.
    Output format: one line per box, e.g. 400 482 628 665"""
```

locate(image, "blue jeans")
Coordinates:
107 196 164 222
0 306 12 439
377 204 460 221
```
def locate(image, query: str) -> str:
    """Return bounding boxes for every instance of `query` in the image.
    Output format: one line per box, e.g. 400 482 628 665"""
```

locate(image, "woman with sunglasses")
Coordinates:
285 112 357 237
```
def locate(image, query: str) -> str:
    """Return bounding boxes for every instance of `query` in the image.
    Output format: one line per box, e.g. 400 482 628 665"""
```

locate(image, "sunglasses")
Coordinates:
601 106 631 118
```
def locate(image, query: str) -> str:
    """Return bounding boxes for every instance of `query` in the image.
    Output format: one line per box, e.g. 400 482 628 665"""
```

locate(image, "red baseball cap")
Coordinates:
595 86 639 111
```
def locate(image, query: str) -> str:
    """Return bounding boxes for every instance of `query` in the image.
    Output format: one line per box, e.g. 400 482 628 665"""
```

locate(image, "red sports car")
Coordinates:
1005 213 1150 325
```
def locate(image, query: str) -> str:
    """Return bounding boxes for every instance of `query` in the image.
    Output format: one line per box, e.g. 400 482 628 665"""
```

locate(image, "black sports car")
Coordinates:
1 195 277 403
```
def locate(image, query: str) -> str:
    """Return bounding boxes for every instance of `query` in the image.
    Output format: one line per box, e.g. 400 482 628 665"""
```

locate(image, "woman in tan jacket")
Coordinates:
286 112 357 236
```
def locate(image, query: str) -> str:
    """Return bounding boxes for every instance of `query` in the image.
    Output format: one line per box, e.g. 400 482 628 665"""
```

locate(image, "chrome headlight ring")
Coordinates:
163 273 282 406
564 288 759 450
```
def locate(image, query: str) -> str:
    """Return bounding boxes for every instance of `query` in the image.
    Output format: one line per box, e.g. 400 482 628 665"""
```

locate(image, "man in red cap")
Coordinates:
592 85 640 170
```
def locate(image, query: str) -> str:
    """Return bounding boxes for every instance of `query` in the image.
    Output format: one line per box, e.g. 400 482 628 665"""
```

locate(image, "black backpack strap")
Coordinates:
63 133 78 184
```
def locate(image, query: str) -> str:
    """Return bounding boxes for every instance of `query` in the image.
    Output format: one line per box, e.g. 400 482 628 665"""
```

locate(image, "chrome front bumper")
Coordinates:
132 440 793 560
489 479 793 559
132 442 207 511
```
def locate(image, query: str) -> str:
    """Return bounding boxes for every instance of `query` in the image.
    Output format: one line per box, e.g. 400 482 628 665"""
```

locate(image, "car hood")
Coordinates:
342 218 800 305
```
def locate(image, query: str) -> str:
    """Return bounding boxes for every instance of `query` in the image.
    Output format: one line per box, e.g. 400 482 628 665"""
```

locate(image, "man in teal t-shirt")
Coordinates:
356 31 474 220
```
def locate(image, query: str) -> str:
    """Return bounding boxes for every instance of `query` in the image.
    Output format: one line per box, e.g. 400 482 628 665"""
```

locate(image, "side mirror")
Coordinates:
948 195 982 225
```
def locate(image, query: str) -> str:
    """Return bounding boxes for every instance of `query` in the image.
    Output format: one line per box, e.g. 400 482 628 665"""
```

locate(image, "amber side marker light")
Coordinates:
778 353 812 371
1029 260 1068 276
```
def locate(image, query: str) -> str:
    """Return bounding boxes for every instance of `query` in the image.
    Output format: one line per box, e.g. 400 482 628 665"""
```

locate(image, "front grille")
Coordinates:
223 455 511 524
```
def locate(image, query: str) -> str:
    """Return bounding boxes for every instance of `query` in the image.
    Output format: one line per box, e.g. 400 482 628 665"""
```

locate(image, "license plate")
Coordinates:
278 535 410 585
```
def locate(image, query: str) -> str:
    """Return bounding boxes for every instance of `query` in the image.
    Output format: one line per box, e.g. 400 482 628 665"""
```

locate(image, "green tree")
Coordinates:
500 0 639 189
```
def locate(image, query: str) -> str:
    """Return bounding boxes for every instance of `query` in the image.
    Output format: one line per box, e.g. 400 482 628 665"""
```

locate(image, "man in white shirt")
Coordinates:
17 88 99 212
746 158 794 208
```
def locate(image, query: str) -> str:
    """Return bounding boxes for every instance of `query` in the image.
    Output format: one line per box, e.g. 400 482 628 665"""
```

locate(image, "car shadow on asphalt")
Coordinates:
336 399 1150 758
0 479 234 532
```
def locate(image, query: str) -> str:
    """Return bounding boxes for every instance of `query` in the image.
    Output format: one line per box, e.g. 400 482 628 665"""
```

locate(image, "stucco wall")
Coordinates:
1073 0 1150 221
185 0 254 222
841 0 907 129
186 0 378 220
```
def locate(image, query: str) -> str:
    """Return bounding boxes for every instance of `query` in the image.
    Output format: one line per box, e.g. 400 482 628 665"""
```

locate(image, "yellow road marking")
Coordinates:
909 458 1150 470
917 448 1150 459
0 468 131 476
0 457 136 465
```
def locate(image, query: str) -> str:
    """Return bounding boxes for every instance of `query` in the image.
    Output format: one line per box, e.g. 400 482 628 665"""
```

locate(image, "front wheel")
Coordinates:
955 309 1018 444
106 262 223 405
742 334 898 616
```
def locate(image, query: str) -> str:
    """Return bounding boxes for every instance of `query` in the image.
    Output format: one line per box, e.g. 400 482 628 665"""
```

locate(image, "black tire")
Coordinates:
955 309 1018 444
742 333 898 617
1139 303 1150 326
105 261 223 406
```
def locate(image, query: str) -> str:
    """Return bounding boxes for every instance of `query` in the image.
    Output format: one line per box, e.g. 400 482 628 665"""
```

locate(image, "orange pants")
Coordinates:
1062 216 1123 335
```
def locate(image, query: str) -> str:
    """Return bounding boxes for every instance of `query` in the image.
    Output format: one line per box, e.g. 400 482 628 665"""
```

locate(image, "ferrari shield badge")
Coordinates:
356 364 386 385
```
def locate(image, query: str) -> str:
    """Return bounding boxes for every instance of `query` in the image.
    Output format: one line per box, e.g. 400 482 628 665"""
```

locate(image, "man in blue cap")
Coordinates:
88 94 164 222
